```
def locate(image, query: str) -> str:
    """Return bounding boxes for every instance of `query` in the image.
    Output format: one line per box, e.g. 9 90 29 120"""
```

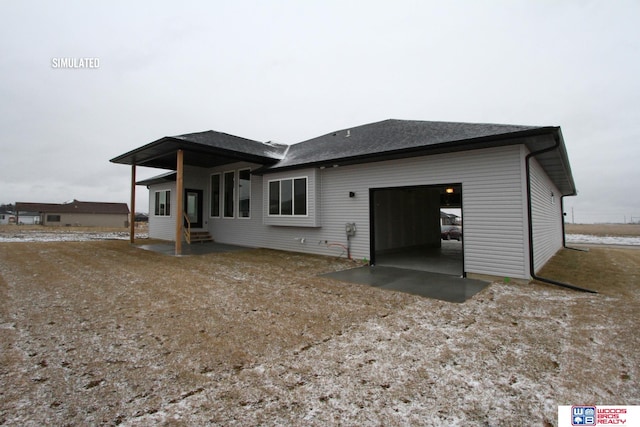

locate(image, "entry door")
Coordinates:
184 189 204 228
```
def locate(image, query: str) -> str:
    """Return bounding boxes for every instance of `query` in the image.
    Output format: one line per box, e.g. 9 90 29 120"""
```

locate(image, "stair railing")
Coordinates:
183 212 191 244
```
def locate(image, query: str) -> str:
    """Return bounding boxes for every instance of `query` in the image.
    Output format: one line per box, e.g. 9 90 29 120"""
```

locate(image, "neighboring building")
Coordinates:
440 211 460 226
15 200 130 227
111 119 576 281
134 212 149 222
0 208 15 224
14 211 41 225
0 205 40 224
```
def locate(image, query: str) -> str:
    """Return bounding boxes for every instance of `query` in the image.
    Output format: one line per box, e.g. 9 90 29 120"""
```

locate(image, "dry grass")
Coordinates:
537 246 640 297
1 240 638 426
565 223 640 237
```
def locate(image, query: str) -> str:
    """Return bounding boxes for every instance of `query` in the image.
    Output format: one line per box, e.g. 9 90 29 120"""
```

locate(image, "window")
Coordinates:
47 214 61 222
223 171 235 218
294 178 307 215
210 173 221 217
268 177 308 216
154 190 171 216
238 169 251 218
269 181 280 215
281 179 293 215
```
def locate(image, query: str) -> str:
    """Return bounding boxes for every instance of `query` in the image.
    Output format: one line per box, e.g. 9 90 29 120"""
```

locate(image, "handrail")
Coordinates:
183 212 191 244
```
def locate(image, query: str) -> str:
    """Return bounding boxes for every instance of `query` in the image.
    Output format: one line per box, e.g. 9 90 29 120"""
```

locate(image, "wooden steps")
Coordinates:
188 231 214 244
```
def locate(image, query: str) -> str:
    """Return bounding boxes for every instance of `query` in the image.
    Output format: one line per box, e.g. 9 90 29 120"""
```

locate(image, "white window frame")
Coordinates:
267 176 309 217
154 190 171 217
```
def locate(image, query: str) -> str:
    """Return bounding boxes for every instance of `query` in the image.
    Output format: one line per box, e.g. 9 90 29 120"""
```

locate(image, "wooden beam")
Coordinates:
130 164 136 244
175 149 184 255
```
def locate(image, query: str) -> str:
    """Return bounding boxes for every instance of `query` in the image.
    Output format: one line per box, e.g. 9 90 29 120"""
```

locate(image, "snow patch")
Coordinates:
0 231 147 242
566 234 640 246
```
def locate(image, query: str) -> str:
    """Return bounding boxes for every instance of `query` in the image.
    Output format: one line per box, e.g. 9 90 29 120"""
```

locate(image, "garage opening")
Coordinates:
369 184 463 276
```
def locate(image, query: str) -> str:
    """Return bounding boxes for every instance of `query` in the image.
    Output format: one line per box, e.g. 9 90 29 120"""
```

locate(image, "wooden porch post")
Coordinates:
175 149 184 255
130 164 136 244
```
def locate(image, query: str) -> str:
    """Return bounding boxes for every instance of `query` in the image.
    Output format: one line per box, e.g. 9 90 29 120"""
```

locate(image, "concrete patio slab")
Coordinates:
136 241 249 256
323 266 489 303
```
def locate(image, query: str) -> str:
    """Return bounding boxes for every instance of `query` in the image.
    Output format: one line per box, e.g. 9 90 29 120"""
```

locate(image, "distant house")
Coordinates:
0 206 40 225
15 200 130 227
14 211 41 225
111 119 576 281
0 207 15 224
440 211 460 226
134 212 149 222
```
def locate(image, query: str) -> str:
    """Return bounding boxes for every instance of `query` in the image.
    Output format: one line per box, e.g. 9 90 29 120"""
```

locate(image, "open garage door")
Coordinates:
369 184 464 276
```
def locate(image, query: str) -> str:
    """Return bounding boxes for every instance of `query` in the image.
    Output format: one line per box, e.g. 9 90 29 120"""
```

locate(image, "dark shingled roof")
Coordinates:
111 130 287 170
16 200 129 215
114 118 576 195
136 171 177 186
268 119 543 170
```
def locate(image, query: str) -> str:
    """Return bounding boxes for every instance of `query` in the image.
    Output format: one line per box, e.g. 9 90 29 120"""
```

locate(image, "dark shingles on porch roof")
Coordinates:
110 130 287 169
136 171 176 186
172 130 287 159
270 119 542 170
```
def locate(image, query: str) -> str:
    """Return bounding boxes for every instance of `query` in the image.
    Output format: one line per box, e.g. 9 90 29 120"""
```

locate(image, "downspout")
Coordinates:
560 194 589 252
525 135 597 293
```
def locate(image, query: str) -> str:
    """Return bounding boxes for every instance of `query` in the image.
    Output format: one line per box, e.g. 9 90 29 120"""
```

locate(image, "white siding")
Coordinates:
315 145 529 279
147 146 538 279
530 156 563 272
147 183 177 241
147 165 217 240
206 162 270 247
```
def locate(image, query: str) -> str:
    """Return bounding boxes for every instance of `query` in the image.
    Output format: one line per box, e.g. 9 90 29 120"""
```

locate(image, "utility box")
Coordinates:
345 222 356 237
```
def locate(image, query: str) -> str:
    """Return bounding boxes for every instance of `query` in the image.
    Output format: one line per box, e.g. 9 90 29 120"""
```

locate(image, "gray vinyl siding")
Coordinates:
147 183 177 241
223 145 528 278
530 156 563 272
148 145 537 279
263 168 321 227
206 162 269 247
328 144 528 279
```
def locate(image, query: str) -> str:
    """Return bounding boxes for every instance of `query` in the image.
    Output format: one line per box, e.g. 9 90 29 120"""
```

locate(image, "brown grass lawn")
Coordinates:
1 240 638 426
565 223 640 237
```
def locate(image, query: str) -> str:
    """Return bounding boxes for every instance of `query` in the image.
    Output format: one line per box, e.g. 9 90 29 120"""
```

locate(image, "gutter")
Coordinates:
525 134 597 293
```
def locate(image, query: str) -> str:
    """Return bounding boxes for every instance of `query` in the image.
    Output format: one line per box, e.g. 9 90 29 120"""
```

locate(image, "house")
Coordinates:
440 211 460 226
13 211 41 225
111 119 576 281
15 200 130 227
0 207 15 224
1 205 40 225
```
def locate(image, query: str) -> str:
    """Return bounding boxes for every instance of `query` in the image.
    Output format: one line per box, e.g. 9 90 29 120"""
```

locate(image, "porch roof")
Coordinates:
136 171 176 186
110 130 287 170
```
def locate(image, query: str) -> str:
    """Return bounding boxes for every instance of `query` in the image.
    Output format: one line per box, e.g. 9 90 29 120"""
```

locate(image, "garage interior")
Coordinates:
370 184 463 276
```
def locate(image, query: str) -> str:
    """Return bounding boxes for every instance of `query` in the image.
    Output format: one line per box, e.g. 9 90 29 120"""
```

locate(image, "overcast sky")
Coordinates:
1 1 638 223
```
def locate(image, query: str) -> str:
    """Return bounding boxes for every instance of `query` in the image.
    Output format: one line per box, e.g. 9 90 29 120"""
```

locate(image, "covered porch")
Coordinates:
110 130 286 255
